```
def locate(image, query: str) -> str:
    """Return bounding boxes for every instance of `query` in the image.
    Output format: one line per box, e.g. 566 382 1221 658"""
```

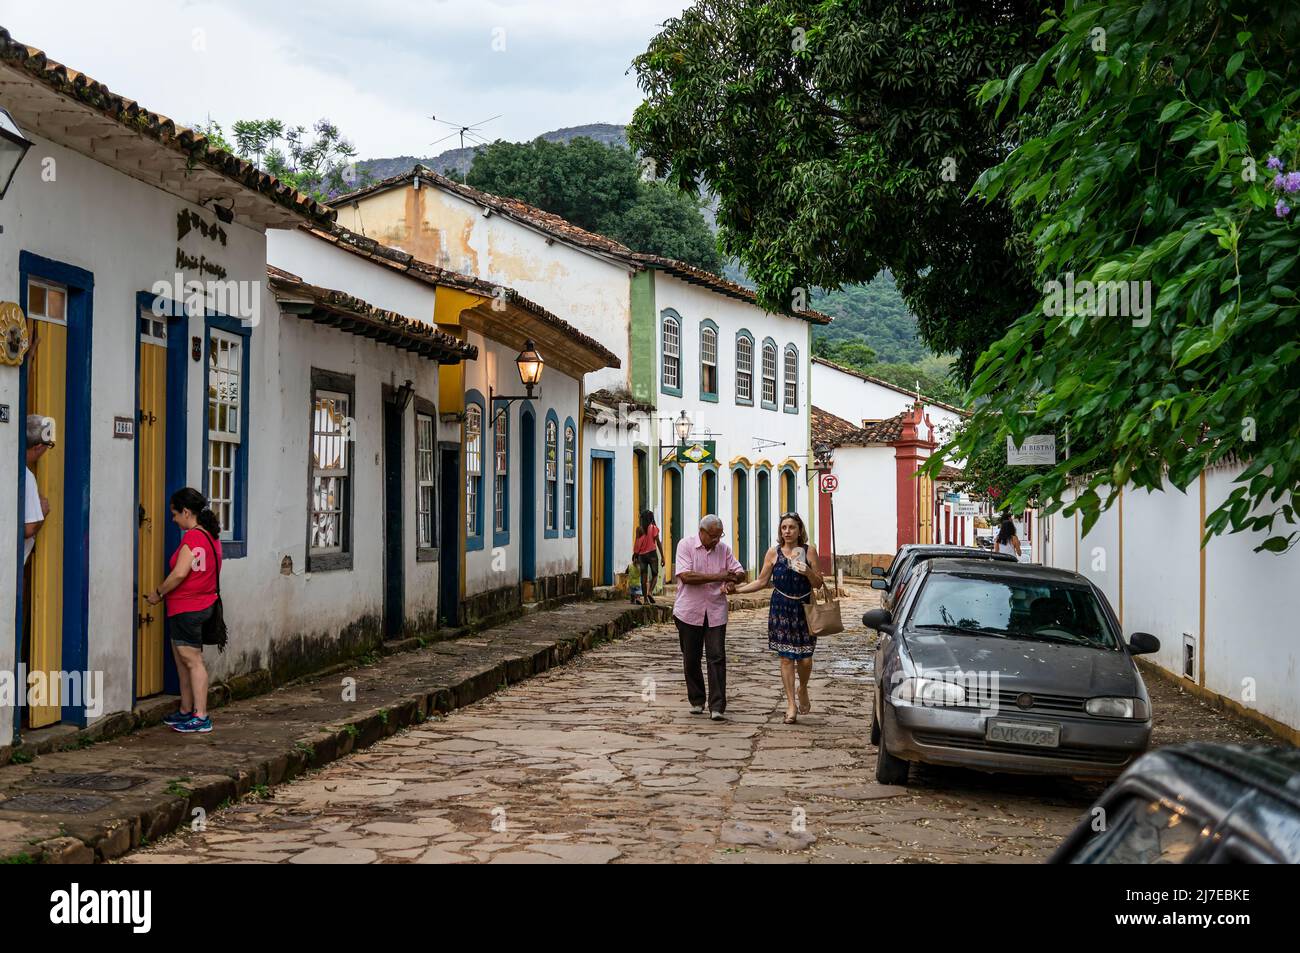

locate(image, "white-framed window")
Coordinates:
662 315 680 390
417 412 435 548
701 326 718 396
762 341 778 405
466 403 483 537
736 334 753 403
545 418 558 532
784 344 799 411
564 424 576 531
310 390 349 554
494 410 508 534
208 330 242 538
26 279 67 325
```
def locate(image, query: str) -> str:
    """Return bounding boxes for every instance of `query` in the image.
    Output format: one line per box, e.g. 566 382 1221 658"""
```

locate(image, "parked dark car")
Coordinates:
1050 742 1300 863
870 544 1016 612
862 558 1159 785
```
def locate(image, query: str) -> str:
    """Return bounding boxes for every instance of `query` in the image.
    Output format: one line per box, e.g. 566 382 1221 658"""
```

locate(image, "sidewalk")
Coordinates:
0 591 769 864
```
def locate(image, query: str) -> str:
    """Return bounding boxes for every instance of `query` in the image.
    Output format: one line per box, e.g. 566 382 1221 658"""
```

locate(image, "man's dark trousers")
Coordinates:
675 613 726 714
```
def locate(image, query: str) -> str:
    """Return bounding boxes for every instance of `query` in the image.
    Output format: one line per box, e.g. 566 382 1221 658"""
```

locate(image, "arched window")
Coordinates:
735 331 754 405
700 321 718 400
661 312 681 395
783 344 799 412
761 339 778 408
700 467 717 517
544 415 558 534
563 421 577 535
465 400 484 544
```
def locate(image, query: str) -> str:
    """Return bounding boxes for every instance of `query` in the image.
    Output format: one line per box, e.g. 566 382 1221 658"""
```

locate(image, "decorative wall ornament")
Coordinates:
0 300 31 366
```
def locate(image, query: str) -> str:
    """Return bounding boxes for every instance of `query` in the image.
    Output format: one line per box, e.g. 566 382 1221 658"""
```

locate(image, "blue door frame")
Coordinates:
591 450 615 587
14 252 93 737
520 406 536 582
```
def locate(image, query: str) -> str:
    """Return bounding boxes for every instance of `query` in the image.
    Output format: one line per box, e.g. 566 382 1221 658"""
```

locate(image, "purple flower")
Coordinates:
1274 173 1286 190
1275 199 1292 218
1267 155 1284 171
1286 172 1300 193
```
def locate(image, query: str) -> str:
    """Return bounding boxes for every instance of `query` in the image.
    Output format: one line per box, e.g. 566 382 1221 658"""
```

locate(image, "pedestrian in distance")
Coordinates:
996 514 1022 558
632 509 664 605
672 514 746 720
144 487 222 733
734 512 824 724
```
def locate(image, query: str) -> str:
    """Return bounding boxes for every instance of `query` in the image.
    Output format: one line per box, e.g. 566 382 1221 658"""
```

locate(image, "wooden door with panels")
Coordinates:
136 313 169 698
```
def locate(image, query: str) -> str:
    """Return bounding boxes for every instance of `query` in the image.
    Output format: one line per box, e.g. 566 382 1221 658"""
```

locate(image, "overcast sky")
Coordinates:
0 0 691 158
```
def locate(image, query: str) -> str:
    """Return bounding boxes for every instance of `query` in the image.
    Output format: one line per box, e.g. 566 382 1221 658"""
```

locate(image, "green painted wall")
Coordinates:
629 269 656 408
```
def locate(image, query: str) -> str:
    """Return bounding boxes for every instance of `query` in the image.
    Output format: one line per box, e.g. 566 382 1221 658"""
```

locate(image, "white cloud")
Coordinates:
0 0 690 156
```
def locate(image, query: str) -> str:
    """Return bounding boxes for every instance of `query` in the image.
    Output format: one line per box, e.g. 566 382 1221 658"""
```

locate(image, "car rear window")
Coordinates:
910 573 1119 648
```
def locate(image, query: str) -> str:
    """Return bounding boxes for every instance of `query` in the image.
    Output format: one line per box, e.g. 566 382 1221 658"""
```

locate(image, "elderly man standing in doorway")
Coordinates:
24 414 53 565
673 514 746 720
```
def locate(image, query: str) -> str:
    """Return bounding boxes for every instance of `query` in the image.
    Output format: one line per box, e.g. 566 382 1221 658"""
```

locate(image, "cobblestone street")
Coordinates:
125 587 1277 865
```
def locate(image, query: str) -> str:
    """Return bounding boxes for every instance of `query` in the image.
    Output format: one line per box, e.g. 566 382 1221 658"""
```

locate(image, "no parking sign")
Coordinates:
819 473 838 493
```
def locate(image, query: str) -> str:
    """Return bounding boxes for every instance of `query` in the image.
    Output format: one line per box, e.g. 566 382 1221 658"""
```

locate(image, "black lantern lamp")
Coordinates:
490 340 545 424
674 410 692 445
807 441 835 485
0 105 34 202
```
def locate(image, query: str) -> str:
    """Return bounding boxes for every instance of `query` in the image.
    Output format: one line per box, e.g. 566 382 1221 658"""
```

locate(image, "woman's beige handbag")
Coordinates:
803 584 844 637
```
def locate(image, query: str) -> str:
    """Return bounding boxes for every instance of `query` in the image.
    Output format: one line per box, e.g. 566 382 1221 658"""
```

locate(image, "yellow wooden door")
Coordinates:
591 459 607 586
25 315 65 728
661 468 675 582
632 451 643 549
136 335 168 697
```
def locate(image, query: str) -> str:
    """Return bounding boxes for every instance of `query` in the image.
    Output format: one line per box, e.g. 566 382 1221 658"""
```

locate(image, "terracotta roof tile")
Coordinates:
812 405 906 446
0 26 335 227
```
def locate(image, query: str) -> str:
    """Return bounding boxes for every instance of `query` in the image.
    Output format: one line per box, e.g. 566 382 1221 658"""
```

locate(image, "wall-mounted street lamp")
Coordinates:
806 441 835 485
0 105 34 205
489 339 545 425
660 410 693 464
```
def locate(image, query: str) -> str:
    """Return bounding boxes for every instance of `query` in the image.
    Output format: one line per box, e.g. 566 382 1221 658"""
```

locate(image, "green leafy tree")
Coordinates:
203 117 369 203
941 0 1300 552
466 137 722 272
629 0 1047 381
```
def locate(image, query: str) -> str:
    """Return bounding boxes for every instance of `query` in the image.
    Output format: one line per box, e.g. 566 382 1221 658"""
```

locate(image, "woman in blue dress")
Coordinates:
734 512 825 723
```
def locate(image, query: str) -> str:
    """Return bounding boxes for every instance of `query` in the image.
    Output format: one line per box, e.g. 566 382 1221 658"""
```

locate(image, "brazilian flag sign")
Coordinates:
674 441 716 464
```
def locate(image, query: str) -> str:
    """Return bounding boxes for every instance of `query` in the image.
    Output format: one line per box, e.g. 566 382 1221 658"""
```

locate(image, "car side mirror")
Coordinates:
1128 632 1160 655
871 566 886 577
870 578 888 590
862 608 893 631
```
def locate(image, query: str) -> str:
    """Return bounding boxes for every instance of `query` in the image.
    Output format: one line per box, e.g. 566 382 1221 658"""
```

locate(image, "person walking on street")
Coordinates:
23 415 53 565
735 512 824 724
672 514 745 720
145 487 222 733
632 509 664 604
996 515 1022 558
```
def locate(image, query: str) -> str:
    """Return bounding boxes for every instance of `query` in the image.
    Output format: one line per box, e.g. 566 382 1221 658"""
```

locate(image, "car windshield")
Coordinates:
909 574 1119 648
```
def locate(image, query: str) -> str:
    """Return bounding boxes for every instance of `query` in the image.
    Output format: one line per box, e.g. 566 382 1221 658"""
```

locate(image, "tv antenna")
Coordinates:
429 113 501 151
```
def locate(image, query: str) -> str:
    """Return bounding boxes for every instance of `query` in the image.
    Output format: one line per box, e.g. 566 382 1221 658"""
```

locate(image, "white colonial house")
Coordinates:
330 166 829 587
268 224 619 627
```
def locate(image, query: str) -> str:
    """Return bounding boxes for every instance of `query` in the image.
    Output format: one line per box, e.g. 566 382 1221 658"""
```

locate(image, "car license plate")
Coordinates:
986 719 1060 748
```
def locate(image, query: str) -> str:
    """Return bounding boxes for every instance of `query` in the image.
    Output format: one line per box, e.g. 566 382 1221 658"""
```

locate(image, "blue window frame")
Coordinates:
735 329 754 406
783 343 800 414
204 314 251 558
544 409 560 539
563 417 577 538
660 308 683 397
491 397 510 548
699 318 719 402
760 337 779 411
465 390 486 551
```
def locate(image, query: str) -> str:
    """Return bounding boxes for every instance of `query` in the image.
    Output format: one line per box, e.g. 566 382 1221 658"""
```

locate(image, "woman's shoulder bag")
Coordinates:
196 528 229 653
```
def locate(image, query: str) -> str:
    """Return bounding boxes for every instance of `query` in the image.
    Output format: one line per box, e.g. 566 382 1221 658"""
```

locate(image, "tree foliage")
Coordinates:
197 118 368 202
940 0 1300 552
629 0 1047 381
811 272 932 364
466 137 722 272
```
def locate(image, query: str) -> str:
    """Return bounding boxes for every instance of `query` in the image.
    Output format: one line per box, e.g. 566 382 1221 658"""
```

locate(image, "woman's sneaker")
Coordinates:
162 709 194 726
172 715 212 733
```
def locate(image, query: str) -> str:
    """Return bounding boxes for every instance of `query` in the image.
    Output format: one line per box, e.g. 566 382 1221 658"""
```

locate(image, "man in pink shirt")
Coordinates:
673 514 746 719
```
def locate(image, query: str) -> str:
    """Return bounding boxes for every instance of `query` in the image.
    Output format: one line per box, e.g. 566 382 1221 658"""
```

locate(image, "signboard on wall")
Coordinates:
819 473 839 493
675 441 715 464
1007 435 1056 465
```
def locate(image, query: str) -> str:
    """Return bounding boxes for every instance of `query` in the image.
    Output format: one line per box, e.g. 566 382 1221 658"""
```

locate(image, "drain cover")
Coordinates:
0 792 113 814
31 772 148 791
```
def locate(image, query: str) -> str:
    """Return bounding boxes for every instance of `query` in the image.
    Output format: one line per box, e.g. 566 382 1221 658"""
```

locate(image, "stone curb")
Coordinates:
2 596 772 864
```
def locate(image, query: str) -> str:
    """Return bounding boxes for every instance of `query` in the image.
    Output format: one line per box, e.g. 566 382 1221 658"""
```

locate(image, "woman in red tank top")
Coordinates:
144 487 221 733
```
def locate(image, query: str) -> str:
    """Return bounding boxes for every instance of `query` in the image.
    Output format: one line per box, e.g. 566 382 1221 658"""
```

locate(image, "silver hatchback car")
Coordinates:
863 558 1159 784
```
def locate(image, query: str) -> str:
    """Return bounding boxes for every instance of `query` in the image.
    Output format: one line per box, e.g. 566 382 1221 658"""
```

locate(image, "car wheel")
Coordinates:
875 730 910 785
